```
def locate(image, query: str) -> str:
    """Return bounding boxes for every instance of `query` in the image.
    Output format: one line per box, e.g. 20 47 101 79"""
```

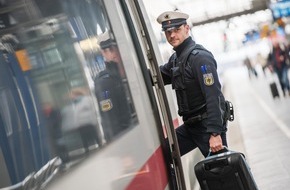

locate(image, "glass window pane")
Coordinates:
0 0 138 187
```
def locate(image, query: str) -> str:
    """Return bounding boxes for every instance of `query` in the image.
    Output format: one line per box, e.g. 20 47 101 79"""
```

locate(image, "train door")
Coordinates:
108 0 186 189
0 53 37 186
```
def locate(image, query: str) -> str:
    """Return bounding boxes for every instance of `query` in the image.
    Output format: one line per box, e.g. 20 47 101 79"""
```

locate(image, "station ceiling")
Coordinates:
188 0 269 26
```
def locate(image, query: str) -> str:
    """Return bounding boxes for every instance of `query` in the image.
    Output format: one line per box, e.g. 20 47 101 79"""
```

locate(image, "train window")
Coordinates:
0 0 138 188
29 1 136 151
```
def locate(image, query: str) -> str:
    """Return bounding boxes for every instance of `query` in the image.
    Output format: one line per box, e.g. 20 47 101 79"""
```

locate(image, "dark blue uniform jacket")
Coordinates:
160 37 226 134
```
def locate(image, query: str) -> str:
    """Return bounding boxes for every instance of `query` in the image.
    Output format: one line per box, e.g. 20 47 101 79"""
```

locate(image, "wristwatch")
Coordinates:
211 133 220 137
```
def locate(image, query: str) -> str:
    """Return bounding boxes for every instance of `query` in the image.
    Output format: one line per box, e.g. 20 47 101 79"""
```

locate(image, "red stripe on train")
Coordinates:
163 118 180 137
125 118 179 190
125 146 169 190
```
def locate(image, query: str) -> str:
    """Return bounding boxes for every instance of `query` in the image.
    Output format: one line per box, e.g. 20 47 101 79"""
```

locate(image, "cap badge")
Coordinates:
164 14 170 19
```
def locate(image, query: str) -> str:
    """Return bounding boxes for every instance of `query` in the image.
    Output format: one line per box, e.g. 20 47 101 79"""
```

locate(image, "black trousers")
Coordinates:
166 120 228 189
168 120 228 158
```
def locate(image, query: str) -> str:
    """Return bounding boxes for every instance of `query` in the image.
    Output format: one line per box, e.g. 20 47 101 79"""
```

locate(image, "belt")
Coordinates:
184 112 207 125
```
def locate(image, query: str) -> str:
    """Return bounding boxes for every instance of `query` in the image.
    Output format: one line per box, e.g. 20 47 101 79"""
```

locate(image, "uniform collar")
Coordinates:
174 36 195 57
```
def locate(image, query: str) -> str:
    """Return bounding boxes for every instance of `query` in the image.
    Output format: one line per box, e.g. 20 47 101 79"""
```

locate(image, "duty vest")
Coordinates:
171 44 210 118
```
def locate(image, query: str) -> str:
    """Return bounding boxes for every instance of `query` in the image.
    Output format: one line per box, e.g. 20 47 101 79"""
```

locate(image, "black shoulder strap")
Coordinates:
187 44 207 59
185 44 212 66
193 44 212 55
180 44 207 81
182 44 198 69
172 44 207 81
175 44 197 83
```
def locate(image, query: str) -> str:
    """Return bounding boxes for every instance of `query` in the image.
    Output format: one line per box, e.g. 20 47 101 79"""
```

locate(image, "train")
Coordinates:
0 0 201 189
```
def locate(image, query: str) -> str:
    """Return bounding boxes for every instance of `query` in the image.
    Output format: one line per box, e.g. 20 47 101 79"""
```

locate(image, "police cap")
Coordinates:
157 11 189 31
98 31 117 49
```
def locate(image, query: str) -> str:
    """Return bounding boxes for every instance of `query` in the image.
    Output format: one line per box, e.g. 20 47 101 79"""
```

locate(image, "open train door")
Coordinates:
116 0 186 189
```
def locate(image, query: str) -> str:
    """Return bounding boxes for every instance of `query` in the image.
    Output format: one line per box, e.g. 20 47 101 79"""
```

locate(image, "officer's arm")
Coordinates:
159 54 175 85
159 64 172 85
148 62 172 86
192 53 224 133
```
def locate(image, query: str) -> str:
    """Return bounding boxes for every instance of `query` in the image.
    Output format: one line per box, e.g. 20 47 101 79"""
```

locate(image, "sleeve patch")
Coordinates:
203 73 214 86
201 65 214 86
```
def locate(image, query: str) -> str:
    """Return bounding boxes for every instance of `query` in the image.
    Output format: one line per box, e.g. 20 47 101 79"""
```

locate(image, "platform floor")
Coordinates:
224 66 290 190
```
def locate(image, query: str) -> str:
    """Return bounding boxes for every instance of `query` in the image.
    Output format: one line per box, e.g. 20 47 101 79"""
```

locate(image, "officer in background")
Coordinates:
94 31 132 142
157 11 229 157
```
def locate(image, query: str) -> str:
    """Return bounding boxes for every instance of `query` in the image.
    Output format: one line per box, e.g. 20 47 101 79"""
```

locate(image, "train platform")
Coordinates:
222 65 290 190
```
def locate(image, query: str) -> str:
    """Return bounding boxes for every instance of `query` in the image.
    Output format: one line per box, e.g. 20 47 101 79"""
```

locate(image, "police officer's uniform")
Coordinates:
157 11 228 157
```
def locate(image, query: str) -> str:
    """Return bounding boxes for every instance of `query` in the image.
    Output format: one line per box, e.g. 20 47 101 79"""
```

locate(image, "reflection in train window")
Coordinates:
42 48 62 66
0 89 17 136
26 1 137 154
0 0 137 188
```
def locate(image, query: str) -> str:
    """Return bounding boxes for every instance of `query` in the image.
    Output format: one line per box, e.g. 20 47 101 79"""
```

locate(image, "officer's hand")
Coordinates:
209 135 223 152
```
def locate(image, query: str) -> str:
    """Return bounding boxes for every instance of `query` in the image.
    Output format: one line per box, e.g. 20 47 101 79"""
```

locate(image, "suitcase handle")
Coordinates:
204 146 230 174
207 146 229 157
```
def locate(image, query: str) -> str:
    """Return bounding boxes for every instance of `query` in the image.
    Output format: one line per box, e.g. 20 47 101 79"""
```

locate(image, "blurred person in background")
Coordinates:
244 56 258 79
268 42 290 96
42 102 62 157
255 52 268 77
61 88 100 155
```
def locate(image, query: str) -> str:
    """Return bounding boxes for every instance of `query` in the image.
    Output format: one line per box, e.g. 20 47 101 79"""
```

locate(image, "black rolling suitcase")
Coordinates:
270 82 279 98
194 149 258 190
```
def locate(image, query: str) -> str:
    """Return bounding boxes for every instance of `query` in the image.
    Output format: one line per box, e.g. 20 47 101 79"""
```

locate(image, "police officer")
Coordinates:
94 31 132 141
157 11 228 157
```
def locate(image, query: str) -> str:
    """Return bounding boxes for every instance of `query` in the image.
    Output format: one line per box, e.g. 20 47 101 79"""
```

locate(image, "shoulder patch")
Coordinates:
203 73 214 86
201 65 214 86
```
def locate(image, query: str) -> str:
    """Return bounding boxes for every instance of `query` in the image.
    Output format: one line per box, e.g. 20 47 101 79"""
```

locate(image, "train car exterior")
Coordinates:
0 0 200 189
